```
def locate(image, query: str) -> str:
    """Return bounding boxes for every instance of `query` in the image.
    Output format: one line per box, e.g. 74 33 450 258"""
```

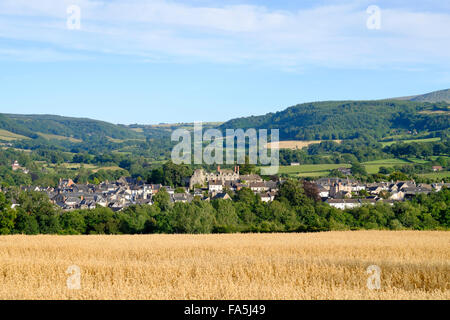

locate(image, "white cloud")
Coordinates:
0 0 449 70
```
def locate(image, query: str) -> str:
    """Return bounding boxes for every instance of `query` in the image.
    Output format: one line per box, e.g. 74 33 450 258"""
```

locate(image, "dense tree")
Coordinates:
153 188 171 211
388 171 409 181
60 210 86 234
351 162 367 176
0 193 16 234
83 207 120 234
303 180 321 201
212 199 239 233
276 180 311 207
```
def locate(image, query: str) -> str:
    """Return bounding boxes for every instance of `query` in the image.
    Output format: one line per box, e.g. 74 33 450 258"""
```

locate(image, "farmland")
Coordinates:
270 135 441 150
276 159 409 177
380 137 441 147
0 129 30 141
419 171 450 179
361 158 411 174
266 134 439 152
36 132 82 143
276 157 447 177
0 231 448 300
278 163 351 177
43 163 124 173
267 140 342 150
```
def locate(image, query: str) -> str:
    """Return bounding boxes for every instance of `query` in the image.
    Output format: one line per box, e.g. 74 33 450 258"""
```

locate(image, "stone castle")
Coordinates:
189 165 240 189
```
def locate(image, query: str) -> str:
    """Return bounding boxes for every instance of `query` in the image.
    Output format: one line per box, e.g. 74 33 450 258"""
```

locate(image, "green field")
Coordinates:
278 163 351 175
361 158 412 174
92 166 123 173
429 155 450 161
418 171 450 179
297 171 330 177
0 129 30 141
380 137 440 147
107 136 146 143
407 158 430 164
37 132 82 143
274 157 435 177
43 163 125 174
0 147 32 153
362 159 410 164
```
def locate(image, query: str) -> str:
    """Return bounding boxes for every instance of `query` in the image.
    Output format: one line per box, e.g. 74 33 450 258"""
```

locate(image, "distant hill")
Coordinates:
394 89 450 103
1 89 449 145
0 113 143 141
220 100 449 140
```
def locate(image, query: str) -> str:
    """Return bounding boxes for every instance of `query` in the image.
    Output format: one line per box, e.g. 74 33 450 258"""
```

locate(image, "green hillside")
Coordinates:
220 100 449 140
1 114 141 140
0 114 212 143
395 88 450 103
0 113 177 162
0 114 39 139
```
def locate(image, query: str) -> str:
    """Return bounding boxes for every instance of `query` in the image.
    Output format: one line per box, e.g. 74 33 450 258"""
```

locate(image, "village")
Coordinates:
10 164 449 212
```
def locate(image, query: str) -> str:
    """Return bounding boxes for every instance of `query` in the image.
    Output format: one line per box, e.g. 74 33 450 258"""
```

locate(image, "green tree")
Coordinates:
0 193 16 234
153 188 171 211
119 205 154 234
14 209 39 234
212 199 239 232
83 207 120 234
276 180 311 207
351 162 367 176
239 156 256 175
161 161 192 187
175 187 186 193
17 191 61 234
60 210 86 234
388 171 409 181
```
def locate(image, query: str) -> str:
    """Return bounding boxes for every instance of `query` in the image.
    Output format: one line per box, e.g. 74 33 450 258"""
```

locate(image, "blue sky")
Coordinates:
0 0 449 124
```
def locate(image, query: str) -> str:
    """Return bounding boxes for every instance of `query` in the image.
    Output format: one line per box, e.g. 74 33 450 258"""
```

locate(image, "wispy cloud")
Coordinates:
0 0 449 71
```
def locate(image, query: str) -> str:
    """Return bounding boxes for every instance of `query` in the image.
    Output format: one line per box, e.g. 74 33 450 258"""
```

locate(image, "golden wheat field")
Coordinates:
0 231 448 300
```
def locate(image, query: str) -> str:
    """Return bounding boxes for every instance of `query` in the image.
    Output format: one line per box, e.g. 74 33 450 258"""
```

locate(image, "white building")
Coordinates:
326 199 377 210
208 181 223 193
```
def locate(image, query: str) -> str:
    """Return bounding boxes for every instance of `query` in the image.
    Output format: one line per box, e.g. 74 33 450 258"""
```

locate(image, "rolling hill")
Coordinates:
1 88 449 145
0 113 223 144
0 114 141 140
220 100 449 141
394 88 450 103
0 113 143 142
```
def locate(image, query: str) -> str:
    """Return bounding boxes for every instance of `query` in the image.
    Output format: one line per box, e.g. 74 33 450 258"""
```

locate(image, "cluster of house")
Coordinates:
317 177 449 209
28 177 153 211
28 166 281 211
8 165 448 212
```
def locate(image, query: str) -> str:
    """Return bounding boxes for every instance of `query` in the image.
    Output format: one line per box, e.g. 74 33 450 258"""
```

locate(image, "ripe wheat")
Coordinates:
0 231 448 299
